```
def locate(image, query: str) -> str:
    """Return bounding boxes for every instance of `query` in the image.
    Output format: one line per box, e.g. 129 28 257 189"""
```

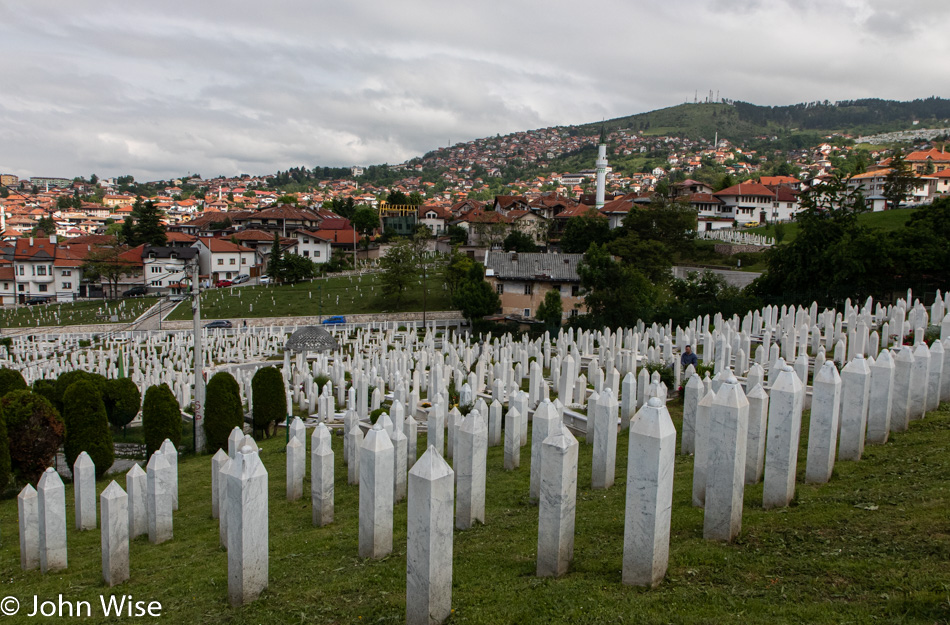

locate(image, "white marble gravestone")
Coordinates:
226 445 269 607
406 446 454 625
536 425 579 578
100 481 130 587
622 397 675 588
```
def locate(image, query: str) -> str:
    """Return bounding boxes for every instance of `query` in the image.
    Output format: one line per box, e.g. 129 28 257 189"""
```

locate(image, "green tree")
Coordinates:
32 216 57 237
379 238 417 308
203 372 244 452
134 199 168 246
31 379 57 408
352 206 380 239
620 197 696 249
408 191 425 206
103 378 141 430
141 383 181 457
444 246 474 300
535 288 563 328
121 216 136 245
447 225 468 245
561 210 611 253
2 390 63 485
386 190 410 205
81 246 141 299
251 367 285 438
750 174 890 305
453 264 500 322
503 230 538 252
278 253 317 283
0 367 27 398
268 233 283 280
62 379 114 479
577 243 660 329
883 150 917 210
53 370 107 416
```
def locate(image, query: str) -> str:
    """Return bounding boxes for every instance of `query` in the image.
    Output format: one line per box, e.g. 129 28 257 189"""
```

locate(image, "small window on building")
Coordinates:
62 282 71 289
571 285 580 296
496 283 503 294
524 283 533 295
242 258 247 264
18 284 24 292
523 308 530 317
62 270 71 277
315 250 321 258
217 259 223 265
38 284 47 292
230 258 236 265
303 251 310 257
36 266 46 276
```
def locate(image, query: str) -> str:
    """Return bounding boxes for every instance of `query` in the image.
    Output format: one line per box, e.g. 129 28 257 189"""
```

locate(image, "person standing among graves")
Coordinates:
681 345 698 369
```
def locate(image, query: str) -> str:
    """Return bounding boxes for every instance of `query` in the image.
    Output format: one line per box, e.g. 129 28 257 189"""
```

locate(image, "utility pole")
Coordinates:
192 261 205 454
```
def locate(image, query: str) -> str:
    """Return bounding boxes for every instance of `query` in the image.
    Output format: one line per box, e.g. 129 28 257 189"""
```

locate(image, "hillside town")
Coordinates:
2 122 950 307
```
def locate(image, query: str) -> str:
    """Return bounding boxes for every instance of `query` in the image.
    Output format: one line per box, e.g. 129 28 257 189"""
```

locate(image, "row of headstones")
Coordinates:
16 439 180 586
682 340 944 533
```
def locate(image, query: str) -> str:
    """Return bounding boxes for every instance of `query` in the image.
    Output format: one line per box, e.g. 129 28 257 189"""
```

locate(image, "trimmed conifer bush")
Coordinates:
54 370 107 415
0 367 27 399
104 378 141 429
2 390 64 484
62 379 114 479
31 379 58 414
142 383 181 457
252 366 286 438
204 371 244 452
0 401 10 493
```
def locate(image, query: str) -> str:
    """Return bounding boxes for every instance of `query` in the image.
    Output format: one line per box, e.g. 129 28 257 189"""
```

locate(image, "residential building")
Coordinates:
289 230 332 263
193 237 255 282
483 251 586 320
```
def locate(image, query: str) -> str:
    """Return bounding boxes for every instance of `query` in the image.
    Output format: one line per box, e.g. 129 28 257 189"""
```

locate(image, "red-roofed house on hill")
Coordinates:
194 237 255 283
12 236 87 302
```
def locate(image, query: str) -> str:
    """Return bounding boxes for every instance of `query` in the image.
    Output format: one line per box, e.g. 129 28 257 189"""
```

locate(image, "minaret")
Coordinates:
595 125 608 210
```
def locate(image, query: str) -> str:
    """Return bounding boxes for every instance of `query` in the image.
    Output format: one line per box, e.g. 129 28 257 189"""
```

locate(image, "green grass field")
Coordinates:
2 399 948 624
749 208 918 245
166 272 454 321
0 298 159 329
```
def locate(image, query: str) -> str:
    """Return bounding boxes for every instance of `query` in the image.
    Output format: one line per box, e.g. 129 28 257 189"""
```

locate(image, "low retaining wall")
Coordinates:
713 243 768 255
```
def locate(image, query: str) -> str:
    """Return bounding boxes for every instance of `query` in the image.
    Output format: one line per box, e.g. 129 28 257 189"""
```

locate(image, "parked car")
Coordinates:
743 221 760 228
322 315 346 325
232 274 250 285
259 276 272 285
123 285 148 297
24 296 53 305
204 320 233 329
215 280 232 288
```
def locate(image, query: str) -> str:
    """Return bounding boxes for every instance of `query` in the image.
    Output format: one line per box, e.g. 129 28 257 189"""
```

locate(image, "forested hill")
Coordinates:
582 97 950 141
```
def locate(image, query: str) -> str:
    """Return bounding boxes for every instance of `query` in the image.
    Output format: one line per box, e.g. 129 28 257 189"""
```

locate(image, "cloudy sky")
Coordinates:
1 0 947 182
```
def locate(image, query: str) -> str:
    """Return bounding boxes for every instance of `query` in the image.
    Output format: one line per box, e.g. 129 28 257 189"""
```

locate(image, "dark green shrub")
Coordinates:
142 383 182 457
0 368 27 398
369 408 385 424
63 379 114 479
0 401 10 492
54 370 107 415
104 378 141 429
31 379 58 412
252 367 285 438
314 375 331 394
204 372 244 452
2 390 63 484
644 362 675 390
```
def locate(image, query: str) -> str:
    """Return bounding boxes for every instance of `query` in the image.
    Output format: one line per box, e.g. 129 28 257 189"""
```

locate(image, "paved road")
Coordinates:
673 266 762 289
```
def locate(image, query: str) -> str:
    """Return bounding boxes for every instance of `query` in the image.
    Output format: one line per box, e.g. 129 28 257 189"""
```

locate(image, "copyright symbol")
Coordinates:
0 596 19 616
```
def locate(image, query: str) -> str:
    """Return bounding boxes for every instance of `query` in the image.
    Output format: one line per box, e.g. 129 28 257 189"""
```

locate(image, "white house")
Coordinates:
194 237 255 282
289 230 332 264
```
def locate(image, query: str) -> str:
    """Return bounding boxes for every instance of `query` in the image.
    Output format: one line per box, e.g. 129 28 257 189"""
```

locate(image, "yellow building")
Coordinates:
483 251 586 321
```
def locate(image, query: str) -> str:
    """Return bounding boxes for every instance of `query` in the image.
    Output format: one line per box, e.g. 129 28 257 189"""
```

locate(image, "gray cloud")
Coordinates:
0 0 948 180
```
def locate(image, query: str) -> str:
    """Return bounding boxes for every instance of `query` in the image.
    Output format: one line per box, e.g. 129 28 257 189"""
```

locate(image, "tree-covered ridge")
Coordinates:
581 97 950 142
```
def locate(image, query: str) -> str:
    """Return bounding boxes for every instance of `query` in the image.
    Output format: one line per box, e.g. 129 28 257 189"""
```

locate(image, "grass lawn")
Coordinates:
166 272 454 321
2 399 948 623
0 297 159 329
748 208 918 245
